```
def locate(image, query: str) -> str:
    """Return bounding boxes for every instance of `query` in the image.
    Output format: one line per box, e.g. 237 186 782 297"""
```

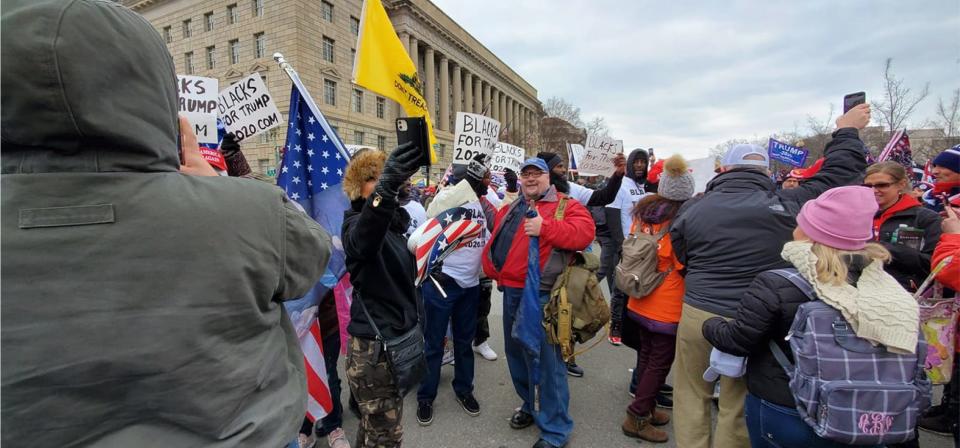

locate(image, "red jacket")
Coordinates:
482 189 596 289
932 233 960 291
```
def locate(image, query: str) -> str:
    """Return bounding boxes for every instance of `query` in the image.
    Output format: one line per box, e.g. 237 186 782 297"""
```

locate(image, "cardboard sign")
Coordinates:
578 134 623 177
218 73 284 142
490 142 524 173
768 138 809 167
177 75 219 145
453 112 500 165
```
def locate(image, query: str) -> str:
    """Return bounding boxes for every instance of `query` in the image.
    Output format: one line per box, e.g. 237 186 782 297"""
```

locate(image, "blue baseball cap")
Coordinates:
520 157 549 172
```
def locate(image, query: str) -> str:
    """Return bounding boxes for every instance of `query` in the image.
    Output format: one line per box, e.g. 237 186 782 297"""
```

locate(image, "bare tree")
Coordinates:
871 58 930 132
543 96 584 128
933 89 960 137
584 116 610 137
806 103 835 137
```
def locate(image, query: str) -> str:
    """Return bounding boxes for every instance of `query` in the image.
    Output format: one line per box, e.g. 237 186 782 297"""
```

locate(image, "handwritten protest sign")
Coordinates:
453 112 500 165
177 75 219 145
218 73 283 142
768 138 809 167
490 142 524 173
578 134 623 177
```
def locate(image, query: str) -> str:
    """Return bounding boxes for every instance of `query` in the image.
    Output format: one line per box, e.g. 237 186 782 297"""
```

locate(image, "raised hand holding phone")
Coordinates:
178 115 218 177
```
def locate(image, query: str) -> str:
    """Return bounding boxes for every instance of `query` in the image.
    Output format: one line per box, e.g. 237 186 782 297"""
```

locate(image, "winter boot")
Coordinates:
621 411 668 443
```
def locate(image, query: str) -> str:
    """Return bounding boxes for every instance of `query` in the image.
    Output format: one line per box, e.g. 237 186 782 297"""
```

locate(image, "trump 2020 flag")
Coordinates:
277 82 351 422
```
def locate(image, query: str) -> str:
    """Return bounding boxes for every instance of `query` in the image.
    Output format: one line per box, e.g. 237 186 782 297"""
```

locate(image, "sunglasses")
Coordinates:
862 182 895 190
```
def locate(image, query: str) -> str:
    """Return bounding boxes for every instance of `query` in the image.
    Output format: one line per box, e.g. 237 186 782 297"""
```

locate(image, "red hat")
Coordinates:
800 158 824 179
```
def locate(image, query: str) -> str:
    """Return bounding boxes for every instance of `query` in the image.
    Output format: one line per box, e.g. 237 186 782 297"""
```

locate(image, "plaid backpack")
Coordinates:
768 268 931 446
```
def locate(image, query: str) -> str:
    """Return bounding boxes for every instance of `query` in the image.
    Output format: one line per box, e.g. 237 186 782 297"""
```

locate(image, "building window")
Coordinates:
257 159 272 175
323 79 336 106
204 12 214 32
252 0 263 17
321 1 333 22
206 46 216 69
254 32 266 58
322 36 335 63
377 135 387 150
184 52 194 74
163 26 172 43
258 128 277 144
228 4 239 24
182 19 192 38
376 97 385 119
354 130 364 145
350 16 360 36
229 39 240 64
437 144 445 157
352 89 363 113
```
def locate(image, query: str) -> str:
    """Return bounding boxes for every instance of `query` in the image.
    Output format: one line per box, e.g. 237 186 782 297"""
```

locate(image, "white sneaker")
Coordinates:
441 347 455 365
472 341 498 361
326 428 350 448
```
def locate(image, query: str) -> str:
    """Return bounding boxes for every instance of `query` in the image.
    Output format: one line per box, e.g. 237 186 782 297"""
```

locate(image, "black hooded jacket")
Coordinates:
604 148 651 243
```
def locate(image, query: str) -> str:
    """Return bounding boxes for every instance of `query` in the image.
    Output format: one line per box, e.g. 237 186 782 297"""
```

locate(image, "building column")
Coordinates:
463 71 473 114
452 64 462 120
508 98 515 140
424 47 435 119
408 35 419 74
499 92 506 130
473 77 482 114
439 56 449 132
513 100 520 141
482 82 491 118
490 87 499 121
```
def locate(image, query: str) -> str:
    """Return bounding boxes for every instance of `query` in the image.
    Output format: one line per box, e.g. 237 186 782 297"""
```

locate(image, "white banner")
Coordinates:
453 112 500 165
176 75 219 145
578 134 623 177
490 142 524 173
217 73 284 142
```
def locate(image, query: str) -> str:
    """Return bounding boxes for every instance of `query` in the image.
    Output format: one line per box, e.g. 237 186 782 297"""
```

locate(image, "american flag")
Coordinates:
878 129 912 172
408 206 483 286
277 83 351 422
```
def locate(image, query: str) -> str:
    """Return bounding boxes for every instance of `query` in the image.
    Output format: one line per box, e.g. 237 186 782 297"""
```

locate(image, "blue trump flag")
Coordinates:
513 205 544 411
768 138 809 167
277 83 351 325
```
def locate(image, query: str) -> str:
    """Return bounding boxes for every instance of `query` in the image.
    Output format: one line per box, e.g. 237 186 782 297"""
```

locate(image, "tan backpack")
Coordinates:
615 223 671 298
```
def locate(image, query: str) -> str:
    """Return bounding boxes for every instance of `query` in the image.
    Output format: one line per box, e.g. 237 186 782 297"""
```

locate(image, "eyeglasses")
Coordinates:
520 170 545 179
862 182 895 190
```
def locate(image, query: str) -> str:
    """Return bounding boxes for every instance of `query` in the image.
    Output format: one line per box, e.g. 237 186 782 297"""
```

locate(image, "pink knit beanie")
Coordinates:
796 186 878 250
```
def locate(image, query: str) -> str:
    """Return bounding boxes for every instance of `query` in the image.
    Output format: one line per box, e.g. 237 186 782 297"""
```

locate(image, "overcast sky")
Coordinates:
432 0 959 159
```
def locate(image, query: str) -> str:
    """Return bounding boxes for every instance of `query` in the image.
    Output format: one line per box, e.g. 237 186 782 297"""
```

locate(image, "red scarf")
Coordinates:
873 194 920 240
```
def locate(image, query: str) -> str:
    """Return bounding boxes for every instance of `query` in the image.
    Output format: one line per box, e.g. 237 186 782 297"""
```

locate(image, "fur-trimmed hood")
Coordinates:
342 149 386 201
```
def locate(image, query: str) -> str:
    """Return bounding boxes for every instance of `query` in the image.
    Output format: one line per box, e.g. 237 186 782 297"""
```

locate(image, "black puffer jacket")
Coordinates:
874 202 941 291
671 128 867 318
702 262 866 407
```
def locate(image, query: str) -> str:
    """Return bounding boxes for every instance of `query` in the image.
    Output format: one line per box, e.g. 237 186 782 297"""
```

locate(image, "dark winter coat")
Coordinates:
670 128 867 318
702 261 867 407
874 200 941 291
343 196 419 340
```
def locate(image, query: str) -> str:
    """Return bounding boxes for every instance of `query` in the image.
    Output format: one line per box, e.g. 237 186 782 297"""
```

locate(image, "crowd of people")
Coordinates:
3 2 959 448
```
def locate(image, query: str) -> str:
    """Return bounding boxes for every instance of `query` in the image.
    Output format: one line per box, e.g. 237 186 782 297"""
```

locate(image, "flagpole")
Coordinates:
274 52 351 161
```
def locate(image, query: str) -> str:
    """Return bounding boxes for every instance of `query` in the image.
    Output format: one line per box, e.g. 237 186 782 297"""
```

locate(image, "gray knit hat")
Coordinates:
658 155 695 201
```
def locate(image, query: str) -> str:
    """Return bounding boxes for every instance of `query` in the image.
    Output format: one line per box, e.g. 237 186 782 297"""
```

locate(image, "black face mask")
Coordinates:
550 171 570 194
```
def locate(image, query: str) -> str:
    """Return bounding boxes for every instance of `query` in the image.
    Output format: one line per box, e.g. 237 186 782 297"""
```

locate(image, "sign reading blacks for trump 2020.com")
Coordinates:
177 75 219 145
218 72 284 142
453 112 500 165
578 134 623 177
768 138 809 167
490 142 524 174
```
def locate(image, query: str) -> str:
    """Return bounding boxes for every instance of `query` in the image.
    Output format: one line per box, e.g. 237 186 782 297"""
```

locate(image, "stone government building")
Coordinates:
127 0 543 181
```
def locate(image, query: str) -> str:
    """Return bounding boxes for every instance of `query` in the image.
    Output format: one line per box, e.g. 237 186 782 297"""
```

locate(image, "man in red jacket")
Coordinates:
482 158 595 448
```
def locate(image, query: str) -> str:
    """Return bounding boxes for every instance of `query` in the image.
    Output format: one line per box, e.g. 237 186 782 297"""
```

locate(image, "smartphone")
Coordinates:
843 92 866 113
396 117 432 166
895 227 924 251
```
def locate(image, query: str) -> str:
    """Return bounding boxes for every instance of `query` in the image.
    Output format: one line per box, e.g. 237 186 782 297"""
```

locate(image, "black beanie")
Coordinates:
537 151 562 170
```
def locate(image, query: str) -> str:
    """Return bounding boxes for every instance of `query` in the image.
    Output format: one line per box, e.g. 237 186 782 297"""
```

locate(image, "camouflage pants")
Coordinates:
346 336 403 448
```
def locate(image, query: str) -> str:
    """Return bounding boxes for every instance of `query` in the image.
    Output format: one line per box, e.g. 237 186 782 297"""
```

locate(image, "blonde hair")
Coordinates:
810 242 891 286
865 161 911 193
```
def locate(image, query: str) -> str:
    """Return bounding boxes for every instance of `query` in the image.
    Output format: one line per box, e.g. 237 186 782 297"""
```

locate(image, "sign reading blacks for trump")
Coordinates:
578 134 623 177
177 75 219 145
768 138 809 167
218 73 284 142
453 112 500 165
490 142 524 173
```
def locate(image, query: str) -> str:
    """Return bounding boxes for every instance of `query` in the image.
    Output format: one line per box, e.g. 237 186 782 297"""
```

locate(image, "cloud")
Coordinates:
431 0 960 159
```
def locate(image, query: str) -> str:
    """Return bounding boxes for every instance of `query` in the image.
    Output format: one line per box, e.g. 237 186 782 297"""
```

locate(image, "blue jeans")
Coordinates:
317 324 343 437
503 287 572 447
417 279 479 402
745 393 883 448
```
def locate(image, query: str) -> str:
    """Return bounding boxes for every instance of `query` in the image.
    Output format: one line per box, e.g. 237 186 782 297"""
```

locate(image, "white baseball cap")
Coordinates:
721 144 769 169
703 348 748 382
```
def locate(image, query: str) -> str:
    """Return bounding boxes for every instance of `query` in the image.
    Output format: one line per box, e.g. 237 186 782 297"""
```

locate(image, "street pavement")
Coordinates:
329 286 955 448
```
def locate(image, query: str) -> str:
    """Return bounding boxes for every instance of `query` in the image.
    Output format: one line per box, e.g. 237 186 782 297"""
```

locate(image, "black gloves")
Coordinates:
376 142 421 198
220 133 241 157
220 133 251 177
504 168 518 193
465 155 489 197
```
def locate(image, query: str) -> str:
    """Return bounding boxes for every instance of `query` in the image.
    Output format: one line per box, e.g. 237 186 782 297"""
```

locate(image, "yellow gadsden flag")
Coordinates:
353 0 437 163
